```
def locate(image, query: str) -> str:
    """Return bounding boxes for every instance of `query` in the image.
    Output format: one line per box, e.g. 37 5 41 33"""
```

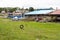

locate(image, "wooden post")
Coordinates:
51 16 53 22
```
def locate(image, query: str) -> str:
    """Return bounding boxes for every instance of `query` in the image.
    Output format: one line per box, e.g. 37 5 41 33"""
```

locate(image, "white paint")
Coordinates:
12 16 18 20
14 17 18 19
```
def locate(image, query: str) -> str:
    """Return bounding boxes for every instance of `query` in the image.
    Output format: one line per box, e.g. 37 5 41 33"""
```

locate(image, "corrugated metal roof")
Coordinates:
25 10 54 15
50 10 60 14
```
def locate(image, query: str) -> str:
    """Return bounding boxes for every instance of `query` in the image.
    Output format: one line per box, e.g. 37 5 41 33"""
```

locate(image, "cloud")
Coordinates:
0 0 60 8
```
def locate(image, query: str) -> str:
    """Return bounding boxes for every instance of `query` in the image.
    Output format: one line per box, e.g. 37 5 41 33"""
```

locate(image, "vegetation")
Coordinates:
29 7 34 12
0 18 60 40
0 7 34 13
0 7 20 13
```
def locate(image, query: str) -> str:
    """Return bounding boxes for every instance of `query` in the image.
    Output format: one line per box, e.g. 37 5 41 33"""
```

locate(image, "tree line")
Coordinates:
0 7 34 13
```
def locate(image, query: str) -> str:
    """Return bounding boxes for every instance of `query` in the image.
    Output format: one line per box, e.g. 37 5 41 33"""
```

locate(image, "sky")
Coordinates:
0 0 60 9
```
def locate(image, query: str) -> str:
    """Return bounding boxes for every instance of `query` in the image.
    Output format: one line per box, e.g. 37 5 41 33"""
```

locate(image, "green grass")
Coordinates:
0 18 60 40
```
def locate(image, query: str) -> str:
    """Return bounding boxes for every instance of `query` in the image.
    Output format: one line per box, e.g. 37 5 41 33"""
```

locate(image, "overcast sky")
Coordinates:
0 0 60 9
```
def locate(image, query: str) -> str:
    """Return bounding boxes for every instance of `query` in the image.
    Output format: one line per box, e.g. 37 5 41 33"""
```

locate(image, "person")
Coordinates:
35 17 39 22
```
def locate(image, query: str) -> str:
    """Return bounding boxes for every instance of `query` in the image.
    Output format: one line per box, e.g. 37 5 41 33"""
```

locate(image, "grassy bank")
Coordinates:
0 18 60 40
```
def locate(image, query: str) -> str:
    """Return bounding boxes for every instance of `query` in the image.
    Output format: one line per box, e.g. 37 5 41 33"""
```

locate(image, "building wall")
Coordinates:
25 15 56 22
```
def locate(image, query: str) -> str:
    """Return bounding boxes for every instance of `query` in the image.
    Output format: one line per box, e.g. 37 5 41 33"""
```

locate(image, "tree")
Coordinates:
25 8 28 10
0 7 21 13
7 7 20 12
0 8 3 13
29 7 34 12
